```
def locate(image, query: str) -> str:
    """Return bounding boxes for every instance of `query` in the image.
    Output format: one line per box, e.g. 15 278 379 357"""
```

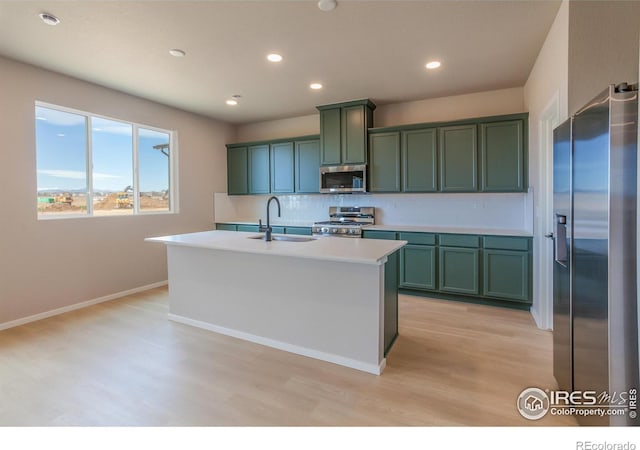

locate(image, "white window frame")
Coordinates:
35 101 178 219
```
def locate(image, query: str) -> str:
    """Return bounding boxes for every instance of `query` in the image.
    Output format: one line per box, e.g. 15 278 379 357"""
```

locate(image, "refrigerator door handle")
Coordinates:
554 214 568 265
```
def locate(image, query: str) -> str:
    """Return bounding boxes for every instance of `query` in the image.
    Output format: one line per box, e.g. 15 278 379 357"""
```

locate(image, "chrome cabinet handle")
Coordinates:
545 232 554 239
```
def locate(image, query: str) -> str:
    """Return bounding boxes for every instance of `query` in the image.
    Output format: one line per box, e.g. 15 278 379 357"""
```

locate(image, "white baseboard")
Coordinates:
0 281 168 331
168 313 386 376
530 305 552 331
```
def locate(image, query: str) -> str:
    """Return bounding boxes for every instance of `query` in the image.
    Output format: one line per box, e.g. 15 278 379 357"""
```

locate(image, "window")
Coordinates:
35 103 175 218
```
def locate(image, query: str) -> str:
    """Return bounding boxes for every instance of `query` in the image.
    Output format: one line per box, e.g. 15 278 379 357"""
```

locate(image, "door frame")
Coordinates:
532 92 560 330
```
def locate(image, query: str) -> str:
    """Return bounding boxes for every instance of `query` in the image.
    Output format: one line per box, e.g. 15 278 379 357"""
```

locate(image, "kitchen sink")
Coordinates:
248 234 316 242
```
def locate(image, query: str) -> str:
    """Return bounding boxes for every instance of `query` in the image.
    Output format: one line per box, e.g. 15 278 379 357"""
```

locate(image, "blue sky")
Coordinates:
36 106 170 193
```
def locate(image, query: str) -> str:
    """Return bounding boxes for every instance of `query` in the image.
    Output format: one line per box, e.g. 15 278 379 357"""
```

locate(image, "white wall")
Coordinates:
236 87 525 142
0 56 233 325
568 0 640 115
229 87 529 231
524 0 569 329
236 114 319 143
373 87 525 128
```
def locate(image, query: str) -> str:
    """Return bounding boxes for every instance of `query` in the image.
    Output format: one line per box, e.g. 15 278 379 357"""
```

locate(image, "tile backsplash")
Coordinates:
214 190 533 232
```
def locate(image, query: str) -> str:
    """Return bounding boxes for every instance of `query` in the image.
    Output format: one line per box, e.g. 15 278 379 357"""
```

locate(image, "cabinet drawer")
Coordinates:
438 234 479 248
285 227 312 236
216 223 237 231
237 224 259 232
483 236 530 251
362 230 397 240
398 232 436 245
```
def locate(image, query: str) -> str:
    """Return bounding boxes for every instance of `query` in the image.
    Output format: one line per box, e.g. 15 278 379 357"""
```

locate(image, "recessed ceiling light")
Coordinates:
318 0 337 12
310 83 323 90
36 116 47 121
267 53 283 63
39 12 60 26
169 49 186 58
57 133 65 137
425 61 442 70
226 95 242 106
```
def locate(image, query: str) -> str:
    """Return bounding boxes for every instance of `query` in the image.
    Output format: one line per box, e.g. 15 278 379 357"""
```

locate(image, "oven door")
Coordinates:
319 164 366 193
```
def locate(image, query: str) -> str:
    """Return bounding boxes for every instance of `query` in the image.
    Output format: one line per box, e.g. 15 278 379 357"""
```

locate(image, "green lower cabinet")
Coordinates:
362 230 397 240
216 223 237 231
237 225 260 232
483 249 530 302
284 226 312 236
271 226 285 234
399 245 436 290
438 246 480 295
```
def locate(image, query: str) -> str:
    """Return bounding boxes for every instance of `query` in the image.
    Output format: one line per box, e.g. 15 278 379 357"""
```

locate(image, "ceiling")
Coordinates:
0 1 561 125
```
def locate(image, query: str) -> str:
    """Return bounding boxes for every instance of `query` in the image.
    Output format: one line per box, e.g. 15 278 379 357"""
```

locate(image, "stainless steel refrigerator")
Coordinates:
552 83 639 426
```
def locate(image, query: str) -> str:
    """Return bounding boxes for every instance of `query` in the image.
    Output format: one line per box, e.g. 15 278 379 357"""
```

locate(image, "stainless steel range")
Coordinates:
312 206 375 238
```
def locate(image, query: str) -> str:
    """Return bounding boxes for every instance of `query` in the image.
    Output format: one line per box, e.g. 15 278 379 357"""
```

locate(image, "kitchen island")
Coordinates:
146 230 406 375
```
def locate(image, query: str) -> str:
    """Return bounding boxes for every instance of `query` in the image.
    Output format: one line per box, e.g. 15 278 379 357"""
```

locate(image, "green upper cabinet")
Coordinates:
439 124 478 192
270 142 294 194
226 135 319 196
480 120 525 192
369 132 401 192
227 146 248 195
342 105 369 164
248 144 270 194
295 139 320 193
318 99 375 165
319 108 341 165
402 128 438 192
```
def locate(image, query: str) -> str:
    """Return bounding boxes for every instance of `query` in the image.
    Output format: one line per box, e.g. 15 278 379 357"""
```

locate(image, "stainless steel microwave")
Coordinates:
319 164 367 194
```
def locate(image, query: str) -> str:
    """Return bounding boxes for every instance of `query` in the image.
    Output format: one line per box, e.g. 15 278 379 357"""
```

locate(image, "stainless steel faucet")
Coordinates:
259 196 281 241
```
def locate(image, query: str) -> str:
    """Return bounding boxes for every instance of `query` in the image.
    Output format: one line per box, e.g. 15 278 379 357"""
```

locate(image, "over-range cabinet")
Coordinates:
552 83 640 426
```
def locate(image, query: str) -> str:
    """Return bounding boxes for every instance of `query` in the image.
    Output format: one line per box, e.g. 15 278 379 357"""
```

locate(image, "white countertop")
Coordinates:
366 224 532 237
147 230 406 265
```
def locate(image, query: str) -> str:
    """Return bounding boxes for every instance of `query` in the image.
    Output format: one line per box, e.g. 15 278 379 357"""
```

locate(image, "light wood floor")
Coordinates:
0 287 576 426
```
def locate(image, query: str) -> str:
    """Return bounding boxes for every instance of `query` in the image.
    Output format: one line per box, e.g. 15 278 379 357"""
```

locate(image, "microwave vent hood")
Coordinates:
319 164 367 194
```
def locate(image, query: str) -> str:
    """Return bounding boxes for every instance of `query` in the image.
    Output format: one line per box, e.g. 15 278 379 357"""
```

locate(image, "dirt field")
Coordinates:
38 193 169 216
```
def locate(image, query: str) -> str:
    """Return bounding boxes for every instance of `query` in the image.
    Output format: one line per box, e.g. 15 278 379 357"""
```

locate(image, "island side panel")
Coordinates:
384 249 399 355
165 244 386 374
